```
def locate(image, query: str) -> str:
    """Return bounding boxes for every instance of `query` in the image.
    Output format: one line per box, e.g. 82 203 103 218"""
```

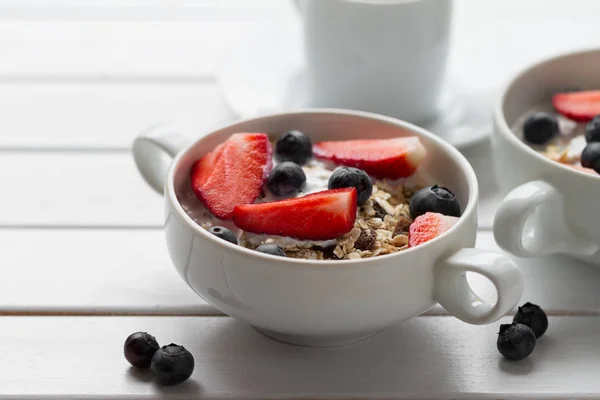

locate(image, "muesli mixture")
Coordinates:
178 129 462 259
515 89 600 175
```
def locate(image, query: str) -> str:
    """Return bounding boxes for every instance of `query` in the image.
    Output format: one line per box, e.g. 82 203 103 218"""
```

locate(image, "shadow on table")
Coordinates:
498 357 535 375
153 379 203 396
126 363 204 395
126 366 154 383
195 317 460 396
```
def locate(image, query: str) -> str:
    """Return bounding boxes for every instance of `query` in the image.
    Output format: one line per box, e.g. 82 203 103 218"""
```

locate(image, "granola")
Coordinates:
239 182 414 260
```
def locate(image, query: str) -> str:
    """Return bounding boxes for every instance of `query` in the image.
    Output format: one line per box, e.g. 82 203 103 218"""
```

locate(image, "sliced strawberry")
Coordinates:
191 133 272 219
232 188 357 240
313 137 426 179
552 90 600 122
408 212 459 247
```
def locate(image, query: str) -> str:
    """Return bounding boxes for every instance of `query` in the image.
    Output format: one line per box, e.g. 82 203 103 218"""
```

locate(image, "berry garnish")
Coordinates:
581 142 600 173
275 130 313 165
191 133 272 219
585 115 600 142
408 212 458 247
409 185 461 218
267 161 306 197
328 166 373 205
522 112 559 145
151 344 195 386
255 243 287 257
208 226 237 245
233 188 357 240
512 302 548 338
553 90 600 122
124 331 160 368
313 137 426 179
497 323 536 361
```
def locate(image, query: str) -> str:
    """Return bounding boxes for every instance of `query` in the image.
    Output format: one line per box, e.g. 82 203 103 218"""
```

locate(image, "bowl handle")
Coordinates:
493 180 598 258
132 123 190 195
434 248 523 324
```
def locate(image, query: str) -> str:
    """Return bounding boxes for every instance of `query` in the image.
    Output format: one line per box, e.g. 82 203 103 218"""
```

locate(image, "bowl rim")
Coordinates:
165 108 479 268
494 47 600 182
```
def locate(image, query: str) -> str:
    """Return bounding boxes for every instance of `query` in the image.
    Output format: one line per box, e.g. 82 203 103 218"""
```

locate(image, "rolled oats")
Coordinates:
235 179 422 260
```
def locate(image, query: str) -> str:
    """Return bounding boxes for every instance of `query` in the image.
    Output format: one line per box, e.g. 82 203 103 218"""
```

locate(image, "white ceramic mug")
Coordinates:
492 49 600 265
295 0 453 124
133 109 522 347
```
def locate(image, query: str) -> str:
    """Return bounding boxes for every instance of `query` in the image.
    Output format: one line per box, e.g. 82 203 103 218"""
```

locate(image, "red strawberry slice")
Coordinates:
552 90 600 122
232 188 357 240
408 212 459 247
313 137 426 179
191 133 272 219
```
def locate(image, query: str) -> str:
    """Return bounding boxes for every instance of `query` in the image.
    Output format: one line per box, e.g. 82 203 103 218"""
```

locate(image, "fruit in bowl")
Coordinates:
517 89 600 176
133 110 523 347
179 130 463 260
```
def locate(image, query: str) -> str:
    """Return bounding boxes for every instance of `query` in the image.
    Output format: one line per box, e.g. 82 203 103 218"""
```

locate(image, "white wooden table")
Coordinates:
1 1 600 398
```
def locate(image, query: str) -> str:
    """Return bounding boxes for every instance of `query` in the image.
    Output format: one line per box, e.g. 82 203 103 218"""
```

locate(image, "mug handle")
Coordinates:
435 248 523 324
493 180 598 258
132 123 191 195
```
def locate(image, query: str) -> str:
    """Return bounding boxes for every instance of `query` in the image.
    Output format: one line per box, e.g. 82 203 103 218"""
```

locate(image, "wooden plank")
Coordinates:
0 229 598 316
0 229 214 314
0 315 597 398
0 21 256 77
0 82 234 148
0 153 163 226
0 0 282 20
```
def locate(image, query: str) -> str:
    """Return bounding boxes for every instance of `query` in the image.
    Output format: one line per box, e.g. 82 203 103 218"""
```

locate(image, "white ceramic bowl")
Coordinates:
133 109 522 346
492 49 600 265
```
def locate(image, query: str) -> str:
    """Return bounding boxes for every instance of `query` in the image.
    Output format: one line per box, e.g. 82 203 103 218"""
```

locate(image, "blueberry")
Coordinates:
151 344 195 386
124 331 160 368
497 323 536 361
275 130 313 165
256 243 286 257
409 185 461 218
581 142 600 173
267 162 306 197
208 226 237 245
513 302 548 338
328 167 373 205
523 112 559 145
585 115 600 142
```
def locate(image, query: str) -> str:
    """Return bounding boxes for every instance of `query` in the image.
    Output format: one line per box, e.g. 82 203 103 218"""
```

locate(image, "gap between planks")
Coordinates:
0 310 596 317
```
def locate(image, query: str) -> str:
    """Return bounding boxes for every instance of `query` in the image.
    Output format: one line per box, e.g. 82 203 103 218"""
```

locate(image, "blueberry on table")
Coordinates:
124 331 160 368
328 166 373 205
409 185 461 218
523 112 559 145
585 115 600 142
267 161 307 197
512 302 548 338
581 142 600 173
275 130 313 165
497 323 536 361
151 344 195 386
255 243 287 257
208 226 238 245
